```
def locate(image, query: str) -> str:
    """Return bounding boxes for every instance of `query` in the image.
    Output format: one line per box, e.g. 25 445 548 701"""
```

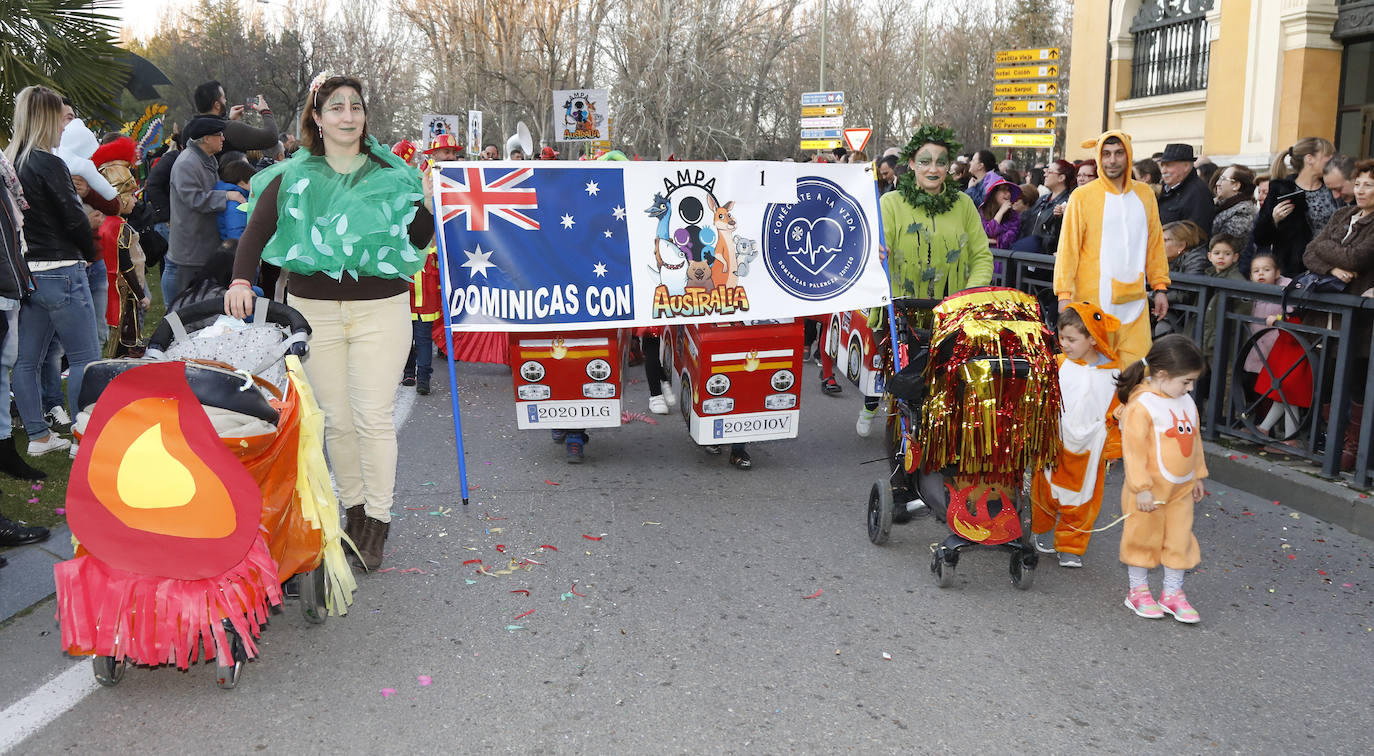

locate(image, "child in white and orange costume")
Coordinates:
1115 334 1208 624
1030 301 1122 568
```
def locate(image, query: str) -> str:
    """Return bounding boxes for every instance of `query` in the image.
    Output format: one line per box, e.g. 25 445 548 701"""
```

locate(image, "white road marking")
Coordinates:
0 661 98 753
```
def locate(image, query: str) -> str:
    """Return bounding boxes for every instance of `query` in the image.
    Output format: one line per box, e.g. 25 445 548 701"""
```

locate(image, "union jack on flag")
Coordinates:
435 166 540 231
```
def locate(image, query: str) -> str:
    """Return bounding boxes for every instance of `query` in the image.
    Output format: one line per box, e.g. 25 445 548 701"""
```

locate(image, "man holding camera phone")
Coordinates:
191 80 280 155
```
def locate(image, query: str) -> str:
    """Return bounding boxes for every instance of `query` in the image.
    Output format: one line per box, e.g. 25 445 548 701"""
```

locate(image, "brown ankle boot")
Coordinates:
357 517 390 571
344 506 365 545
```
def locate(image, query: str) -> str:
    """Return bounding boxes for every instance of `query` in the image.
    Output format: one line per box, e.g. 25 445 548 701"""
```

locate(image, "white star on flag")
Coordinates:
560 214 575 229
603 229 613 239
612 205 626 220
593 262 608 277
585 180 600 196
462 245 497 279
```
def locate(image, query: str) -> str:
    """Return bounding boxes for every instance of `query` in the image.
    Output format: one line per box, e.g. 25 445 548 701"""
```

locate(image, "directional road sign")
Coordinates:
994 81 1059 97
801 105 844 117
843 128 872 153
991 116 1057 131
800 139 842 150
801 91 845 106
800 116 844 129
994 64 1060 81
991 133 1056 148
800 128 842 140
995 47 1061 64
992 99 1056 114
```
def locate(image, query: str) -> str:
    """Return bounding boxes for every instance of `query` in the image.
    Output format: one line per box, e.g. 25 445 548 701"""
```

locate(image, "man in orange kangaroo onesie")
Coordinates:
1031 301 1122 566
1054 130 1171 367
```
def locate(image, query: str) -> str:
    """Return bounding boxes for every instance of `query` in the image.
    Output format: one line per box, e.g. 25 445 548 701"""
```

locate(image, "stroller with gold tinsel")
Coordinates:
866 287 1061 589
54 299 357 688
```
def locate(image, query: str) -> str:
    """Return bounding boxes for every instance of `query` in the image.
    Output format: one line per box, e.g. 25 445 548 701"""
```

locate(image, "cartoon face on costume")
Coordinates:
1164 409 1196 457
1139 392 1199 484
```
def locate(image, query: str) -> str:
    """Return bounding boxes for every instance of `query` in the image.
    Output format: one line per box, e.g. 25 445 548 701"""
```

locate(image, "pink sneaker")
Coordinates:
1158 590 1201 624
1124 586 1164 619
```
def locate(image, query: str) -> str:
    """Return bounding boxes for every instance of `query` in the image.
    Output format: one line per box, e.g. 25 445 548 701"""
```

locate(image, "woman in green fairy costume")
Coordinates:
225 74 435 570
856 125 993 436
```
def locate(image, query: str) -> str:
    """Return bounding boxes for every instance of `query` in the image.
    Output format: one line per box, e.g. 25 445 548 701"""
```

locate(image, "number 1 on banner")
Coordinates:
724 161 797 204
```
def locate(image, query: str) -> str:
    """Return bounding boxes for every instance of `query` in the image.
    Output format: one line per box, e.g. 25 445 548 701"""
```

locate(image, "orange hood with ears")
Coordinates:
1080 129 1135 195
1063 300 1121 363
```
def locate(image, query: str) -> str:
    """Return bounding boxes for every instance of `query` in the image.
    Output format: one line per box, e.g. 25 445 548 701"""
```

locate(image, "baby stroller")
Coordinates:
865 287 1061 589
54 298 356 688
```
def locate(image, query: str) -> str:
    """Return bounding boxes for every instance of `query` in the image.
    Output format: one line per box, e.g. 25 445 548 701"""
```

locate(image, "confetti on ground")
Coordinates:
621 410 659 425
802 589 823 600
418 675 432 686
545 480 560 486
642 521 661 526
881 652 892 661
539 544 558 551
399 568 426 574
27 497 37 504
571 584 586 597
31 484 42 491
469 484 482 490
506 625 524 631
582 534 603 541
1242 512 1255 516
465 579 477 585
376 567 397 573
1290 513 1301 519
463 559 483 566
1318 570 1328 575
1343 583 1354 588
422 481 437 486
513 609 535 620
495 544 507 553
510 589 530 596
560 592 574 601
405 507 428 511
381 688 396 699
1287 554 1296 560
54 508 65 515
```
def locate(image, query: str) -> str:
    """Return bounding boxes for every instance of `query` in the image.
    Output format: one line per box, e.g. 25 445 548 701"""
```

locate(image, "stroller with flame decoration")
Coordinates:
54 299 356 689
865 287 1061 589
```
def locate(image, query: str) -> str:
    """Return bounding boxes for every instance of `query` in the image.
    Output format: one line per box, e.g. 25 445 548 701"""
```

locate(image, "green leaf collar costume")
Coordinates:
241 135 425 281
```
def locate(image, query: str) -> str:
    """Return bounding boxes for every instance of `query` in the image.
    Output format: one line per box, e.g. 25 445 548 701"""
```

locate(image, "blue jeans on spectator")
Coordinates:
87 259 108 351
14 266 100 437
404 319 434 381
0 303 17 440
160 258 180 309
40 334 63 413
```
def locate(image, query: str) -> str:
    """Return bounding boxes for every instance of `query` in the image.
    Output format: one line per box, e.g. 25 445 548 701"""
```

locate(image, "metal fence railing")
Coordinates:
991 248 1374 489
1129 10 1210 98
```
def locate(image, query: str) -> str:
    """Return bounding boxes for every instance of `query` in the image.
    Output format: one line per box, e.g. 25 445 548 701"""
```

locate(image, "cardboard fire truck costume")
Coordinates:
670 320 803 444
827 308 885 397
509 330 628 429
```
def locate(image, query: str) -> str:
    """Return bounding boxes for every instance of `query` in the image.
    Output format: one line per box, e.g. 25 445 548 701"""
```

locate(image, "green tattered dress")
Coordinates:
880 190 993 301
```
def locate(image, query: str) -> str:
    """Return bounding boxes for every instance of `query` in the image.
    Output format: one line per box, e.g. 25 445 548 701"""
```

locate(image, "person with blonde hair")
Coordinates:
4 86 103 459
1254 136 1337 276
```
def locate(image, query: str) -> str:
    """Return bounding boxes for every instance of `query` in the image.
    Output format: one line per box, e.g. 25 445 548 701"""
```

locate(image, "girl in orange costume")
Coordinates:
1116 335 1208 623
1031 302 1122 568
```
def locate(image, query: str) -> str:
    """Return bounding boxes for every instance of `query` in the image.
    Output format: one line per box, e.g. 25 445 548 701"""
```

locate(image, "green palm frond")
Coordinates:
0 0 130 141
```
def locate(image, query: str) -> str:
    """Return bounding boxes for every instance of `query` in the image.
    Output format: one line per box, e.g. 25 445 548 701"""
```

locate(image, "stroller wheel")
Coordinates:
1010 550 1035 591
931 547 956 588
215 620 247 690
301 567 328 625
866 480 894 545
92 655 126 687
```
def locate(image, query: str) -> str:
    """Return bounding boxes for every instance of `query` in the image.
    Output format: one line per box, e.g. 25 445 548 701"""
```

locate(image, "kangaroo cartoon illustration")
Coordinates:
707 196 737 288
645 193 688 295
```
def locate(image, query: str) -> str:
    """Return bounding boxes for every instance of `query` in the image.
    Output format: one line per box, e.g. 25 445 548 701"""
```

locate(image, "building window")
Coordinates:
1129 0 1213 99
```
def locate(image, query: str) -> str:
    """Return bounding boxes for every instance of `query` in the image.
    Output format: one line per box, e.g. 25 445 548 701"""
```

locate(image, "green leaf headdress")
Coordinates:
896 124 964 215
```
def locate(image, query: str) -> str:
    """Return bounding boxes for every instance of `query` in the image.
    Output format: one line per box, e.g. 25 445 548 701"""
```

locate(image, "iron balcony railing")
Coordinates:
1129 13 1210 98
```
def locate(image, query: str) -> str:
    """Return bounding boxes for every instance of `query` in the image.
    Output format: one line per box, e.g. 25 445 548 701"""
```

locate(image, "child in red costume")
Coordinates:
1115 334 1208 623
403 247 441 394
1030 302 1122 568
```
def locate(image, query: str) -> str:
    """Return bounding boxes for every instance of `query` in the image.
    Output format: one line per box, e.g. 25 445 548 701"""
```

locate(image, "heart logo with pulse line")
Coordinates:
783 216 845 275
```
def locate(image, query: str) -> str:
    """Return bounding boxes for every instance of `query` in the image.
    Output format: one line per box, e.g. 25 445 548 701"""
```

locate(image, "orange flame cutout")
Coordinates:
87 397 236 539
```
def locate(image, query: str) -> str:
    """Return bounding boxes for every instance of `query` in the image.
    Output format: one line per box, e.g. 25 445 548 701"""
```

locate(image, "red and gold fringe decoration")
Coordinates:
917 288 1062 486
54 537 283 669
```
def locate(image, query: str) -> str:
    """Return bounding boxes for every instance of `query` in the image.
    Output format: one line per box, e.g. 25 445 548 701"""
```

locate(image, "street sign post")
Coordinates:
992 99 1056 114
800 139 842 150
994 64 1060 81
843 128 872 153
991 133 1056 148
995 47 1061 64
994 81 1059 97
801 91 845 106
800 128 843 140
991 116 1057 131
800 91 845 151
800 116 844 129
800 105 844 117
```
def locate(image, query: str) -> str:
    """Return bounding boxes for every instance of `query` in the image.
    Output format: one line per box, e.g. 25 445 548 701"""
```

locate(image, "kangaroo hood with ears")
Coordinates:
1080 129 1135 196
56 119 118 201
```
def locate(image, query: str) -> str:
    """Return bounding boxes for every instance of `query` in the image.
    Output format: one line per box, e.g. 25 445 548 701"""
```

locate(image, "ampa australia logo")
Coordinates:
763 177 870 301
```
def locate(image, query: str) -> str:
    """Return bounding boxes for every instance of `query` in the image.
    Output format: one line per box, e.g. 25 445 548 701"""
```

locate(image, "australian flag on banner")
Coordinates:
435 164 633 330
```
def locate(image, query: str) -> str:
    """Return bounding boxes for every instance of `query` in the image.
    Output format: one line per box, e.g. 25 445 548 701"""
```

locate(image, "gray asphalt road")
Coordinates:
1 360 1371 754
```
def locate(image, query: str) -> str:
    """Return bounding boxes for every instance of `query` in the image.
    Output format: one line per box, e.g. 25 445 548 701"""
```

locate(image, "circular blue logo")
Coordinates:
762 177 870 301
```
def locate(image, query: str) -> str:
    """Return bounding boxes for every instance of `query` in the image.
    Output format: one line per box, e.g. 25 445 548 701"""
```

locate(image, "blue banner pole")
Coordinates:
869 165 907 447
430 166 470 505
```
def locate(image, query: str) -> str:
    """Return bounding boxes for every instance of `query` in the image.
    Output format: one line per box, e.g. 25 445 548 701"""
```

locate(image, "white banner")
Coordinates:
420 113 463 151
466 110 482 156
552 89 609 143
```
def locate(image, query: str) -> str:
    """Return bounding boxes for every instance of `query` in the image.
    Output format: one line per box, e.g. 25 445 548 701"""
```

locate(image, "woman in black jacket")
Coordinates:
2 86 102 458
1012 158 1074 253
1253 137 1338 277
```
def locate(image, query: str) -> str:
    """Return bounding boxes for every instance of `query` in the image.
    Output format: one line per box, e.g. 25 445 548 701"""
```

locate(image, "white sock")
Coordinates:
1163 567 1185 594
1259 404 1285 433
1128 566 1149 590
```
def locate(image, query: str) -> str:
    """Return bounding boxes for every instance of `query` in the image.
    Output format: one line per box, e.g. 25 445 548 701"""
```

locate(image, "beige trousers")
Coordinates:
289 293 411 522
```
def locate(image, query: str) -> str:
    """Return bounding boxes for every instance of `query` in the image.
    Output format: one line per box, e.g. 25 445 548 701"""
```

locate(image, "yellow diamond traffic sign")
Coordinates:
994 81 1059 97
991 133 1056 148
994 64 1060 81
995 48 1061 64
992 99 1056 114
991 116 1056 130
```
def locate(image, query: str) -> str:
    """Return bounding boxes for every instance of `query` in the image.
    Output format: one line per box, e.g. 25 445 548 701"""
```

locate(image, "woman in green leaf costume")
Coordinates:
225 74 435 570
856 125 993 437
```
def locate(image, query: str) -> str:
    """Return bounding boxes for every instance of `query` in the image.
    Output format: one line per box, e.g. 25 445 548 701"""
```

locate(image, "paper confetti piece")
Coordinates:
582 534 603 541
505 625 524 631
376 567 397 573
571 584 586 597
621 410 659 425
381 688 396 699
422 481 437 486
560 592 574 601
399 568 426 574
463 559 483 566
513 609 535 621
417 675 432 686
545 480 560 486
464 579 477 585
1317 570 1328 576
510 589 530 596
54 508 65 515
1289 513 1300 519
481 513 506 521
881 652 892 661
27 497 37 504
495 544 507 553
1287 554 1296 560
489 527 504 534
31 483 42 491
539 544 558 551
405 507 428 510
642 521 662 526
802 589 823 600
1343 583 1354 588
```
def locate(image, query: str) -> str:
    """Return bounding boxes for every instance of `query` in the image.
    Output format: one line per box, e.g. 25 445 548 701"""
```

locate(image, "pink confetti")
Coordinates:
545 479 560 486
620 410 659 425
27 497 38 504
417 675 432 686
1343 583 1355 588
802 589 823 600
54 507 65 515
381 688 396 699
30 484 42 491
